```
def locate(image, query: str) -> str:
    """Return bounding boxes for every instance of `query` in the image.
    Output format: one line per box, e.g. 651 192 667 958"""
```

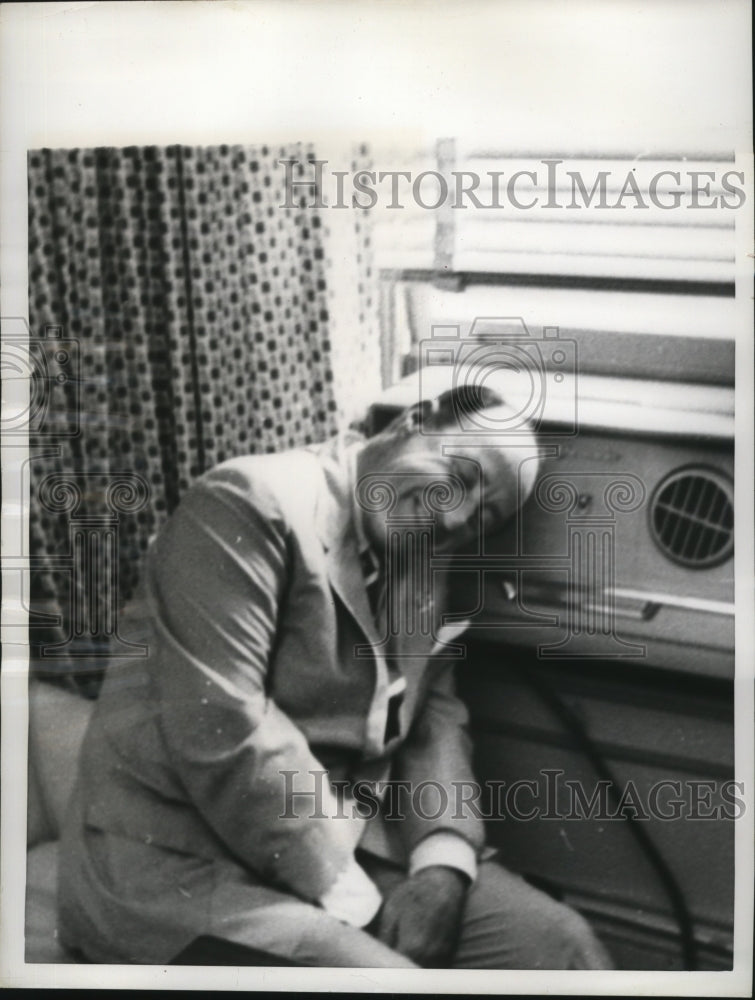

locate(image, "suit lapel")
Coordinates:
313 438 382 649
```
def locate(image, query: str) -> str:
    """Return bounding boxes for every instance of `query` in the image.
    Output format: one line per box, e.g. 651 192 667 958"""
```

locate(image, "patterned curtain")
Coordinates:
26 142 376 687
324 143 382 425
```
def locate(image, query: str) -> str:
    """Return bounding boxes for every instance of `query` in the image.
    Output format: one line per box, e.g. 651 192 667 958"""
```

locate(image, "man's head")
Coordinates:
355 385 541 554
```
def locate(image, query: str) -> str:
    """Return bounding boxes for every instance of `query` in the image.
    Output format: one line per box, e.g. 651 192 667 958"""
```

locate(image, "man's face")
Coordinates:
356 425 539 556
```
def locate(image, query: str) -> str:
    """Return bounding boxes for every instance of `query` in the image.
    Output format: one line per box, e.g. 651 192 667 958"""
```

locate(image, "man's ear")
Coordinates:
402 403 425 433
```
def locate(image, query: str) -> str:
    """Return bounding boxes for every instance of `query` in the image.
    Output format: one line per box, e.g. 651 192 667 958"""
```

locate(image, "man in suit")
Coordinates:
58 387 612 969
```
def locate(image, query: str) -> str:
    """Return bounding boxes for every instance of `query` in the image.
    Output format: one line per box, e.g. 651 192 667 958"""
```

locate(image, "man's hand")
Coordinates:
375 865 467 967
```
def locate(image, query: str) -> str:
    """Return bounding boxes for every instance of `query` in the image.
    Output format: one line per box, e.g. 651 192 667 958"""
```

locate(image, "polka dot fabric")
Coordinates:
324 143 382 424
27 143 346 672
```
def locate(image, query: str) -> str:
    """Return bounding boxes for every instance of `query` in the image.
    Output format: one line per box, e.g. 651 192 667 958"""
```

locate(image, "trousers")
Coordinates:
172 856 613 969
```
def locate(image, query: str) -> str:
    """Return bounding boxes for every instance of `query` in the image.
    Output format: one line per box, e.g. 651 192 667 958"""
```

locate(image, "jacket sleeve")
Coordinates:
145 461 363 905
393 659 486 859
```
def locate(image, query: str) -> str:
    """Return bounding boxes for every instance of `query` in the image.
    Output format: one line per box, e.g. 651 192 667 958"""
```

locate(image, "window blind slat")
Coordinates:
455 220 733 262
460 206 734 229
454 251 733 283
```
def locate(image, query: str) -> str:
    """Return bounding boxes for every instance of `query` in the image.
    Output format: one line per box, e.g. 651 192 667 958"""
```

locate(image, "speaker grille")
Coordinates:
650 468 734 568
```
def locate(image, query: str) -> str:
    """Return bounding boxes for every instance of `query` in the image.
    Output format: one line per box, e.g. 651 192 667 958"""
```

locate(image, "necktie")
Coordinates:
359 545 406 745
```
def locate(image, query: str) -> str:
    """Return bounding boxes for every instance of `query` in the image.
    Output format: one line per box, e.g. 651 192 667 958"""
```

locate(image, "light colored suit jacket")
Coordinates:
58 435 485 963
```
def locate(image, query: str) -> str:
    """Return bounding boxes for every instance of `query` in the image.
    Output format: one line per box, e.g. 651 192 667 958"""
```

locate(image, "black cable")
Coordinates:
511 659 698 971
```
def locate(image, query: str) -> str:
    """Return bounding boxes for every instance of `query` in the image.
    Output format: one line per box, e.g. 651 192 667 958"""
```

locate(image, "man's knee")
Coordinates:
546 899 613 970
455 861 612 969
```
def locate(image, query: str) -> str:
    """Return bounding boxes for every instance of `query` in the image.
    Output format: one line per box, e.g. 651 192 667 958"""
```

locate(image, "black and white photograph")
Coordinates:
1 1 753 993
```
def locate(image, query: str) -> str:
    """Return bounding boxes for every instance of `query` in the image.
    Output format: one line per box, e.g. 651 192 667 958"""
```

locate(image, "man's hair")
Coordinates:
386 384 506 439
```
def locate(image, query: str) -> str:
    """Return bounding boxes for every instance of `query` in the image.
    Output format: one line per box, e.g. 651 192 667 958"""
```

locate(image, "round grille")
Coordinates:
649 467 734 568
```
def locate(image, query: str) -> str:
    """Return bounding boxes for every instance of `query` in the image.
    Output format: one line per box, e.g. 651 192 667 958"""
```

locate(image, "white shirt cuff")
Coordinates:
319 857 382 928
409 832 478 884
